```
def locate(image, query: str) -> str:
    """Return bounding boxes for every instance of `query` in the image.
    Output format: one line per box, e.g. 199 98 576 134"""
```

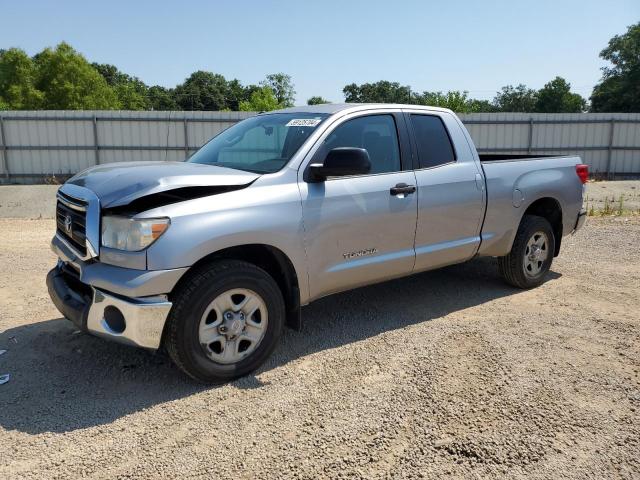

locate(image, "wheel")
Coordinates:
164 259 285 384
498 214 556 289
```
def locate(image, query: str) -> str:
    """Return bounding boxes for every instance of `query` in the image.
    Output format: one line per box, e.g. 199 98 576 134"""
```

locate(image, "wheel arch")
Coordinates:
170 243 302 331
521 197 563 256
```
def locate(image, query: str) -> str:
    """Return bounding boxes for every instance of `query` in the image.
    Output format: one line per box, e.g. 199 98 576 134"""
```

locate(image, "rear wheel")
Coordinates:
164 260 285 384
498 214 555 289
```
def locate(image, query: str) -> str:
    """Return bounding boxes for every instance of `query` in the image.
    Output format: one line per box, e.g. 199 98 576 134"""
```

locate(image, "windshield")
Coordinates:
188 113 329 173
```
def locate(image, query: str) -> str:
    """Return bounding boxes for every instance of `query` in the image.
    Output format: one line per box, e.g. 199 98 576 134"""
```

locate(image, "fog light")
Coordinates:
103 306 126 333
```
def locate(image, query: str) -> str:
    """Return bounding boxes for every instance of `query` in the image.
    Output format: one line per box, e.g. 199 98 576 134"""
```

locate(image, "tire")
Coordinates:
164 259 285 384
498 214 556 289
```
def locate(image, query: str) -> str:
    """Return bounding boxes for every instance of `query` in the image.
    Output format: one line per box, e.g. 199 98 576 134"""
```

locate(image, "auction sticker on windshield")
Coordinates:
286 118 322 127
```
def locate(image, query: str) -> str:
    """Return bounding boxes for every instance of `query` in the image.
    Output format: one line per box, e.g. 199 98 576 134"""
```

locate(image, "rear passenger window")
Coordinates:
410 115 456 168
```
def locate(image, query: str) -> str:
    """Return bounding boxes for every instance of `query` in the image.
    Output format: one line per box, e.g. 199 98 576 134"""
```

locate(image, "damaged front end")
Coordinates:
49 161 260 349
67 160 260 210
57 161 259 260
102 184 253 216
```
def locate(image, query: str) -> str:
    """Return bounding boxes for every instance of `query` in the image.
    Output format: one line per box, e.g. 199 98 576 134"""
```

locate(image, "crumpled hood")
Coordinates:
67 161 260 208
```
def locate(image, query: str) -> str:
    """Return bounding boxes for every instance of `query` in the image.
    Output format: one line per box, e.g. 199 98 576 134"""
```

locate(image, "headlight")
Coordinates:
101 216 170 251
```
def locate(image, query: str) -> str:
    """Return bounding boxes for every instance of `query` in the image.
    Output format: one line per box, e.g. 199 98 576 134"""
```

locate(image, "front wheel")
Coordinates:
164 260 285 384
498 214 556 289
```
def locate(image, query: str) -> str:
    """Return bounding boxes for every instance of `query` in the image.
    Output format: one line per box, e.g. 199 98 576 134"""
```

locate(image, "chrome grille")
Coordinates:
56 191 88 256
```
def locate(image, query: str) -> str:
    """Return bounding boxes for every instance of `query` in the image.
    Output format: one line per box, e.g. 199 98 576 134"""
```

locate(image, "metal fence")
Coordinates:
1 110 639 183
460 112 640 176
0 111 253 183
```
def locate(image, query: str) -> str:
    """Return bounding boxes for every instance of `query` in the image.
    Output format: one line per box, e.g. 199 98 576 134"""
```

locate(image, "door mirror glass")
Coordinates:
308 147 371 182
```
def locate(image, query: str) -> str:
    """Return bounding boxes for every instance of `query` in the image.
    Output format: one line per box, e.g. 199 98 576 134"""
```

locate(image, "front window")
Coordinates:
323 114 401 174
188 113 329 173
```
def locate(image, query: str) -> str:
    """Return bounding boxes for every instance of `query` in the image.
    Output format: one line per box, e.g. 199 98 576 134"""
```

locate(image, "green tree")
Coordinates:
226 79 262 111
174 71 230 110
591 22 640 112
111 84 146 109
493 84 538 112
226 79 246 111
33 43 119 109
239 86 281 111
413 90 462 112
468 98 498 113
343 81 412 103
261 73 295 107
307 96 330 105
92 62 129 86
0 48 44 109
343 81 496 112
412 90 495 113
535 76 586 113
92 62 149 110
147 85 177 110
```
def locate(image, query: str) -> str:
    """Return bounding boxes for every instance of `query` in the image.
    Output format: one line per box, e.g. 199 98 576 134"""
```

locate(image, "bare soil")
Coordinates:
0 216 639 479
585 180 640 213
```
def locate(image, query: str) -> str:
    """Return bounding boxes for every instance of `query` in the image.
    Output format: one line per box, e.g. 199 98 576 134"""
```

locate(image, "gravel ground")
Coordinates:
0 180 639 219
584 181 640 213
0 185 59 219
0 216 638 479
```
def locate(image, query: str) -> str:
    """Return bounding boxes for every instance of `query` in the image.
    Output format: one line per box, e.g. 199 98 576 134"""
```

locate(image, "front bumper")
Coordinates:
47 264 172 349
50 234 188 298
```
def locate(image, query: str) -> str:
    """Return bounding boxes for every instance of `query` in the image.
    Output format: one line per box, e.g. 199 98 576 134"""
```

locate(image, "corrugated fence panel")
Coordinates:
460 112 640 176
462 112 531 151
97 111 185 164
1 110 639 183
186 111 252 148
8 111 94 177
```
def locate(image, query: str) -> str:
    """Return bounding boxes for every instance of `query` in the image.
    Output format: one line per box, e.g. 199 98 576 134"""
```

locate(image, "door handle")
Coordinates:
390 183 416 196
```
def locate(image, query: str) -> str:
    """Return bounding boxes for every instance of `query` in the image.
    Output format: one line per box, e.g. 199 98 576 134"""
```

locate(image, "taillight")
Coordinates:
575 164 589 184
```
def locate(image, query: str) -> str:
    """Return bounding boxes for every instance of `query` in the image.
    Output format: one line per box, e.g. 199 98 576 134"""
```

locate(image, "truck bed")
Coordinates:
477 154 584 257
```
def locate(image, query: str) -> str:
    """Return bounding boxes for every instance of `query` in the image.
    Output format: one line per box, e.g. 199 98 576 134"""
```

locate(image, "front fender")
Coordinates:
143 180 310 302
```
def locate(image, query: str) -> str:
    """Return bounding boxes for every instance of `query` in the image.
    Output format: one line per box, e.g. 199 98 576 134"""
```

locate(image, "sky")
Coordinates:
1 0 639 105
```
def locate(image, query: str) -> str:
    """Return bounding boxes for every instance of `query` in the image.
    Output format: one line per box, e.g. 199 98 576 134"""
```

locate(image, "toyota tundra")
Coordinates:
47 104 588 383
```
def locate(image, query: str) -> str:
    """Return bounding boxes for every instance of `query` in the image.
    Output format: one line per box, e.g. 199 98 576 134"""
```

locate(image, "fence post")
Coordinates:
527 117 534 154
0 115 8 179
183 118 189 159
92 116 100 165
606 118 615 179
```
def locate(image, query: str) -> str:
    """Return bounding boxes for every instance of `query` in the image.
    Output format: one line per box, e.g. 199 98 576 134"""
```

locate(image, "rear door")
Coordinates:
299 111 418 300
405 111 485 271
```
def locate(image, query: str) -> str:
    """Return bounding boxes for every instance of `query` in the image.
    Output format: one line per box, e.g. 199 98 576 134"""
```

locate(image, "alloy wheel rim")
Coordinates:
198 288 268 364
523 231 549 277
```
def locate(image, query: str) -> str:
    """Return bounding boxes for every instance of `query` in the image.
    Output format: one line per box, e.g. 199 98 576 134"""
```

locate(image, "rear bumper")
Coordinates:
573 208 587 233
47 264 172 349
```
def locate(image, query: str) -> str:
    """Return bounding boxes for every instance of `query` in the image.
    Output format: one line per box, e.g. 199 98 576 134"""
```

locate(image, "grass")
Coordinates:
586 193 640 217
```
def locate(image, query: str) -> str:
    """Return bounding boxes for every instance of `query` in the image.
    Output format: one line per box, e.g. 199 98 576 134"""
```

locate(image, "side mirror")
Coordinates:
307 147 371 182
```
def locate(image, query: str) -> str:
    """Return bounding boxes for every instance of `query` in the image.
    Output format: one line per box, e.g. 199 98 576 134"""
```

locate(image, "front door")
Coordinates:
299 113 418 301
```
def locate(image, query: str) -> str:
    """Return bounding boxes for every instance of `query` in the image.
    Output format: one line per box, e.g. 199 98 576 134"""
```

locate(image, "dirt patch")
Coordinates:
585 180 640 213
0 217 639 479
0 185 59 219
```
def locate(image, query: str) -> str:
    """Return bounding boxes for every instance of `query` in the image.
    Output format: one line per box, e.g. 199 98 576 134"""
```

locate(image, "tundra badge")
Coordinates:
343 248 377 260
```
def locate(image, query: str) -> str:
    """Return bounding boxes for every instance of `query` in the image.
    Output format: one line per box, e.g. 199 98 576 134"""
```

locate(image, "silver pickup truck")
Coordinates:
47 104 587 383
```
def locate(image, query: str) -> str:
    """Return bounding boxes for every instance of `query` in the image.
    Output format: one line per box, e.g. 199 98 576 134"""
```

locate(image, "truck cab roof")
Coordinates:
269 103 455 116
